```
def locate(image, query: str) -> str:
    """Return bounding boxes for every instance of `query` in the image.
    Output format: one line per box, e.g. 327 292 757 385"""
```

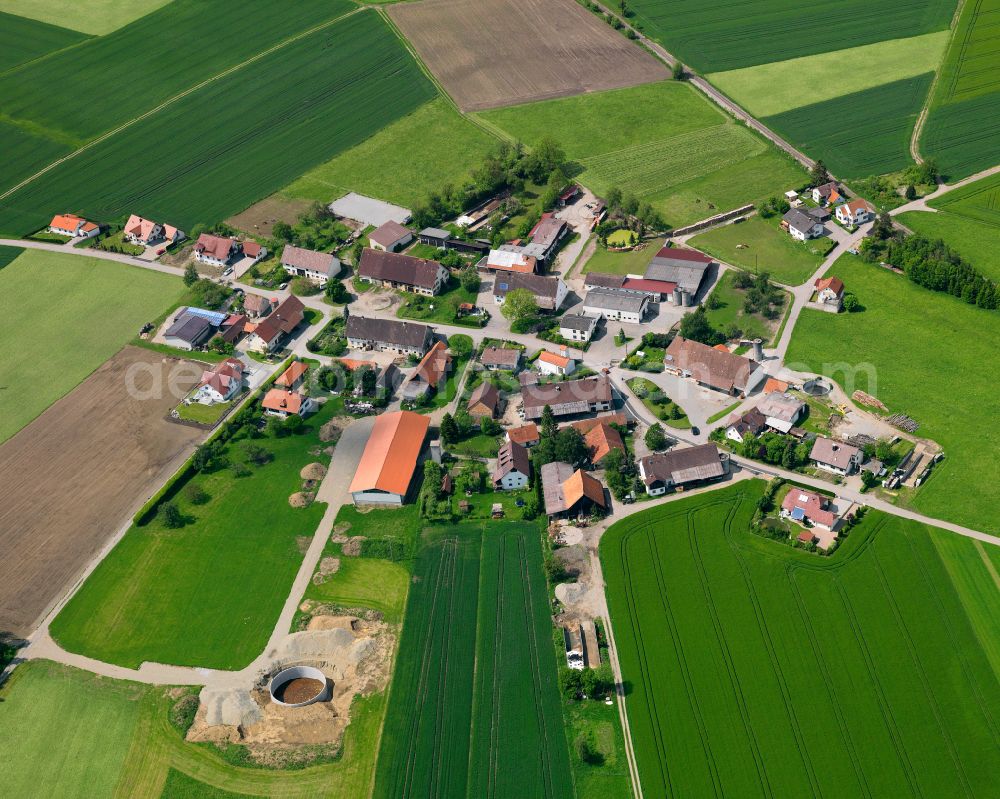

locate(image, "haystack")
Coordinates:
289 492 314 508
300 463 327 481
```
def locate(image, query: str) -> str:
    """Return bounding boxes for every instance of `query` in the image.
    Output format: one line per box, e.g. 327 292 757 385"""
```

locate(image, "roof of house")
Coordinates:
782 488 836 528
262 389 307 415
757 392 805 425
581 421 625 463
783 208 819 232
275 360 309 387
345 316 432 350
281 245 338 275
807 205 831 221
646 246 713 292
541 462 606 515
486 248 537 273
583 287 648 314
243 293 272 313
410 340 450 388
124 214 158 241
640 444 725 486
493 271 562 307
493 440 530 483
201 371 236 395
165 312 212 343
194 233 236 260
369 220 412 248
358 248 442 289
815 276 845 296
468 380 500 413
569 412 627 433
49 213 90 231
507 423 540 445
798 529 816 543
559 313 597 332
199 357 243 391
349 410 429 496
250 295 304 344
521 375 613 418
419 227 450 239
481 346 521 367
538 350 573 369
763 378 789 394
810 437 861 470
842 198 875 214
665 337 761 394
529 215 566 249
726 407 767 438
814 181 839 197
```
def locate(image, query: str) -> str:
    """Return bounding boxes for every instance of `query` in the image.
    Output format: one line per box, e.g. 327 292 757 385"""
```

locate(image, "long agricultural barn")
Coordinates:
349 410 430 506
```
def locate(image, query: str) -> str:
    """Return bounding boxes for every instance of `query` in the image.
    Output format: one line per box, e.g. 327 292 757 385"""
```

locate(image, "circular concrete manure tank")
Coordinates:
268 665 330 708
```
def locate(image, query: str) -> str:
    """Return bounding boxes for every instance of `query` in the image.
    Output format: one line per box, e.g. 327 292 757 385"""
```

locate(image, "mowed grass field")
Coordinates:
921 0 1000 178
0 248 183 443
283 98 499 209
787 254 1000 533
373 522 572 798
708 31 949 117
478 81 806 227
0 11 88 72
762 73 934 179
0 660 387 798
0 0 171 35
50 402 343 670
0 10 436 237
601 483 1000 798
688 214 832 285
624 0 956 72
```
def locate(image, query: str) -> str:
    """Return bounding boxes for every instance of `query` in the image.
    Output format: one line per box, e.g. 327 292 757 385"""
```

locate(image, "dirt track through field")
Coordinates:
388 0 667 112
0 346 206 637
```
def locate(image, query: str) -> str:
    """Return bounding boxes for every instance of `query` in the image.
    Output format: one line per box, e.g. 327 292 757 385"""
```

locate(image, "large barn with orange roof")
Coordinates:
349 410 430 506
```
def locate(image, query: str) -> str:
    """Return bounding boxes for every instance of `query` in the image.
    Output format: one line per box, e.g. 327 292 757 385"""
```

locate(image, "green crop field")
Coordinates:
0 11 88 72
709 31 949 117
0 659 387 798
478 81 805 227
0 248 183 444
788 254 1000 533
284 98 498 209
688 214 832 285
920 0 1000 178
305 553 410 625
602 482 1000 798
374 522 572 798
0 10 436 238
0 0 172 35
0 120 72 206
0 0 353 143
762 73 934 179
50 402 344 670
624 0 956 72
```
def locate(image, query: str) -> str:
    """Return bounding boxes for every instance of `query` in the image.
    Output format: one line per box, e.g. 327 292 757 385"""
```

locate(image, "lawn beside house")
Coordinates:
0 248 184 443
581 240 662 276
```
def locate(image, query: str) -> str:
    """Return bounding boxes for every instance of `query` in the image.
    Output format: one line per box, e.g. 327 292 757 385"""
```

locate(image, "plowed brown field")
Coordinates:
0 347 207 637
388 0 667 112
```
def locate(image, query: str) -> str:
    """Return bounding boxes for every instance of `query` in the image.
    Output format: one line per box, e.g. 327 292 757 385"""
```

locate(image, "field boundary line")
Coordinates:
973 538 1000 595
0 6 364 203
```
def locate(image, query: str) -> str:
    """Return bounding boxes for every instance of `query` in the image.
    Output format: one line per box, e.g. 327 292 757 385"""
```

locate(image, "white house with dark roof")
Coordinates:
581 287 649 323
559 314 598 342
810 437 862 475
368 220 413 252
281 245 341 285
782 208 824 241
493 272 567 311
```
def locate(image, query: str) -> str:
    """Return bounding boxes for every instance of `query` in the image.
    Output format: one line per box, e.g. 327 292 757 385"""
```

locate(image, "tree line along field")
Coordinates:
623 0 956 72
0 10 436 237
477 81 806 227
761 73 934 179
0 659 387 798
0 11 88 72
788 254 1000 534
374 522 572 799
601 482 1000 799
921 0 1000 178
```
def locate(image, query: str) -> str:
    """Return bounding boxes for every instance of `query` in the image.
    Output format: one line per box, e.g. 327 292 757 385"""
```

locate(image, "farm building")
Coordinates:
525 214 568 263
401 340 451 400
584 272 674 301
581 287 650 323
757 392 806 433
521 375 613 420
349 410 430 506
815 276 845 310
480 346 522 371
567 417 625 465
163 312 214 351
493 440 531 490
493 271 567 311
345 316 434 356
541 462 607 517
638 444 728 496
280 245 341 285
836 199 875 227
507 423 540 448
467 381 501 419
481 247 538 274
782 208 824 241
810 437 862 476
368 220 414 252
123 214 183 246
244 296 305 354
559 313 598 342
725 407 768 443
192 358 244 404
329 192 410 227
357 248 448 296
781 488 838 531
243 293 273 318
193 233 241 266
274 361 309 391
645 246 713 298
536 349 576 377
48 213 100 239
262 389 315 419
664 336 765 396
242 241 266 264
418 227 451 248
